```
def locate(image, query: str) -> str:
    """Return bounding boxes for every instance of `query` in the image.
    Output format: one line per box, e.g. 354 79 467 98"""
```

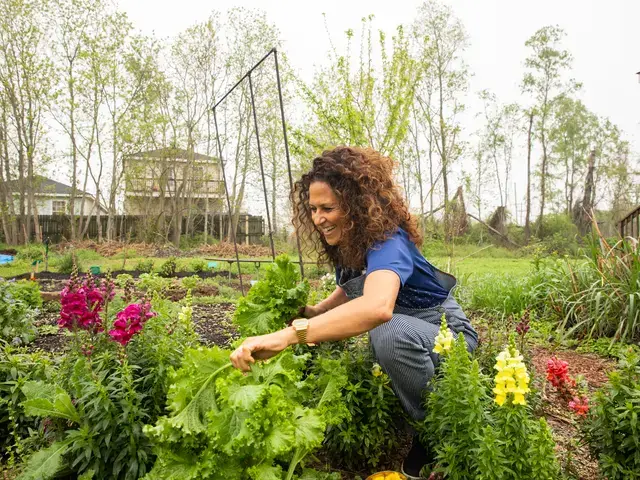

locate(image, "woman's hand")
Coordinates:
298 305 323 318
230 328 296 372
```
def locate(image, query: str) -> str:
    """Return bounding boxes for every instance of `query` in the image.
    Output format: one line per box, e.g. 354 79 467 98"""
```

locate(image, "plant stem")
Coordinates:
285 447 306 480
197 363 233 414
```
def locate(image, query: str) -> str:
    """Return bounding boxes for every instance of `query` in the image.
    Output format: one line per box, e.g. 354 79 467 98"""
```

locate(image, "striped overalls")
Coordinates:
338 268 478 421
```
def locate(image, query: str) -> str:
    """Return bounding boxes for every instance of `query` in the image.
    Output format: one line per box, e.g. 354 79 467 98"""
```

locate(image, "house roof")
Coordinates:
7 176 91 196
128 148 218 162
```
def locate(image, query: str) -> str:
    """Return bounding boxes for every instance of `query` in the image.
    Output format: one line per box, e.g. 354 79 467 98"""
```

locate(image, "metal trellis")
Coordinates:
212 48 305 295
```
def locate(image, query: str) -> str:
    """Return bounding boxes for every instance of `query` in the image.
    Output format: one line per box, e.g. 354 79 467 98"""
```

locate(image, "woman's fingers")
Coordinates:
230 345 255 372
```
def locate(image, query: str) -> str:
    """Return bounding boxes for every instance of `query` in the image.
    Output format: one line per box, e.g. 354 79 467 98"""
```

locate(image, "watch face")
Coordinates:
292 319 307 329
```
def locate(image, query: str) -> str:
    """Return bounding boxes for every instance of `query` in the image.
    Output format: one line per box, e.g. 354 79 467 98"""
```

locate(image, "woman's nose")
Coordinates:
313 212 324 226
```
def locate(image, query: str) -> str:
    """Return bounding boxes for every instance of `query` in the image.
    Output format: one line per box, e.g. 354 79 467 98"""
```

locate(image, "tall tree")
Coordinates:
0 0 53 243
477 90 519 209
413 0 468 232
296 15 419 160
548 96 597 214
521 25 575 232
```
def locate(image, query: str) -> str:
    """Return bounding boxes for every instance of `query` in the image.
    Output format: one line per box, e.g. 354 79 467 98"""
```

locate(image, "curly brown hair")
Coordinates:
291 146 422 270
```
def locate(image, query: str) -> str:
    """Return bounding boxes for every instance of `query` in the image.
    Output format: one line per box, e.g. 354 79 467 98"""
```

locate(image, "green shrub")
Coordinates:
180 275 200 290
0 346 53 461
158 257 177 277
134 258 154 273
190 258 207 273
318 338 405 469
16 245 43 262
137 273 172 295
114 273 134 289
55 253 80 275
536 213 579 255
583 348 640 479
6 280 42 309
0 283 37 344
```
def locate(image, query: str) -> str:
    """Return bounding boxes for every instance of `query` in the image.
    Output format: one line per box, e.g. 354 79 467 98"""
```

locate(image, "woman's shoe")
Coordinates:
400 437 432 479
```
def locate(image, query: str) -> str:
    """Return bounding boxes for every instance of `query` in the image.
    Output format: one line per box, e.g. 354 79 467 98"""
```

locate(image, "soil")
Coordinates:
192 303 239 346
30 306 70 353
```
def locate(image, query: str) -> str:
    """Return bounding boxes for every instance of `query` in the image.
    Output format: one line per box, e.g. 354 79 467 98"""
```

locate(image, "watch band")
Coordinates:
295 326 307 345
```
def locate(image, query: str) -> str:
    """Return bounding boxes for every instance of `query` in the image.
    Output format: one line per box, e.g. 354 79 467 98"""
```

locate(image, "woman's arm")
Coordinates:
298 270 400 343
304 285 350 317
230 270 400 371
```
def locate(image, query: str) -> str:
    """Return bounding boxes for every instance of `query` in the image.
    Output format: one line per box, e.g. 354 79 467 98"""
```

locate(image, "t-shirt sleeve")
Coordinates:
366 232 414 286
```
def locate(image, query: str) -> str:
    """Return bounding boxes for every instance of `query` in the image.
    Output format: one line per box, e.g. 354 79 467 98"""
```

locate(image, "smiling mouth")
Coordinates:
321 225 336 235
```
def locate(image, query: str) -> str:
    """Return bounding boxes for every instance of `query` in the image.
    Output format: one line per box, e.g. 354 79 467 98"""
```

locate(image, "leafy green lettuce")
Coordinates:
144 346 346 480
233 255 309 337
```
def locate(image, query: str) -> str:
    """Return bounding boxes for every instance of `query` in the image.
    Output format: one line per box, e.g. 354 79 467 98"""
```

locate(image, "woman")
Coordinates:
230 146 478 479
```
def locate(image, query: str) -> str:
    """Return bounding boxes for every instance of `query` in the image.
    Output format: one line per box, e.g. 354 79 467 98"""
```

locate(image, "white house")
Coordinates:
9 176 107 216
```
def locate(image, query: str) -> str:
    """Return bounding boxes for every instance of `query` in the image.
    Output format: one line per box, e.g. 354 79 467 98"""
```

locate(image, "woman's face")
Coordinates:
309 181 346 246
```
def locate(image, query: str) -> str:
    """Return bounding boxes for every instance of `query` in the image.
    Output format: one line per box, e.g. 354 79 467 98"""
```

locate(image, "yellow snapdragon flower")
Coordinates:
493 341 530 406
372 363 383 377
433 313 454 355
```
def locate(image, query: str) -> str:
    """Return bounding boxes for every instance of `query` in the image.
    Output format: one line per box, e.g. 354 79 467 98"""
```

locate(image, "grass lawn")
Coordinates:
431 255 533 279
0 242 535 282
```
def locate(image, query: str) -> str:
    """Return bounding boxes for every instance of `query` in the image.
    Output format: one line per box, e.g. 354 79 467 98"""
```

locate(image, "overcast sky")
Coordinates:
118 0 640 218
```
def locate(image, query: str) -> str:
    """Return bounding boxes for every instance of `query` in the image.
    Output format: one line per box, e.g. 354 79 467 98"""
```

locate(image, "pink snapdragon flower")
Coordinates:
59 275 105 331
568 396 590 416
108 302 156 346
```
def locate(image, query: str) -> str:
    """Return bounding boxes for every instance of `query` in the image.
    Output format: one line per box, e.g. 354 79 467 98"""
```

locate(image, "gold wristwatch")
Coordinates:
292 318 310 345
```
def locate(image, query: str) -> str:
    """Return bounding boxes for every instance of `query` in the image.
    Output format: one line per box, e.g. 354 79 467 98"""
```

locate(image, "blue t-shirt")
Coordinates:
336 228 449 309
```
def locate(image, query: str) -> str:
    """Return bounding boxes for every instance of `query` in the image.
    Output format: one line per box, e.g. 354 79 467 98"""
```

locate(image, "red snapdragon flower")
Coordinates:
568 396 589 416
108 302 156 346
546 357 576 390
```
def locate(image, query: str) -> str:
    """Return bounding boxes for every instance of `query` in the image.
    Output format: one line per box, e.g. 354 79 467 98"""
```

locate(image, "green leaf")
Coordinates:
296 469 341 480
21 382 80 423
248 464 284 480
17 439 71 480
292 407 325 450
227 384 268 411
234 306 276 337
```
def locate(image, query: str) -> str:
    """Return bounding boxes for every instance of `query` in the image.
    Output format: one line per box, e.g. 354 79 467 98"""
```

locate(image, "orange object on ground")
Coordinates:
366 472 407 480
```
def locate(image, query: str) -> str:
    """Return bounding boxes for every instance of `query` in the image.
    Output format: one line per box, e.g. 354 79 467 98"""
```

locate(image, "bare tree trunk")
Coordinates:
524 111 533 243
573 150 596 235
537 110 549 236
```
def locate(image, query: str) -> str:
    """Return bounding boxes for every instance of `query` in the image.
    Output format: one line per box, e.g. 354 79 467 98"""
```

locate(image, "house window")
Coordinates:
52 200 66 215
